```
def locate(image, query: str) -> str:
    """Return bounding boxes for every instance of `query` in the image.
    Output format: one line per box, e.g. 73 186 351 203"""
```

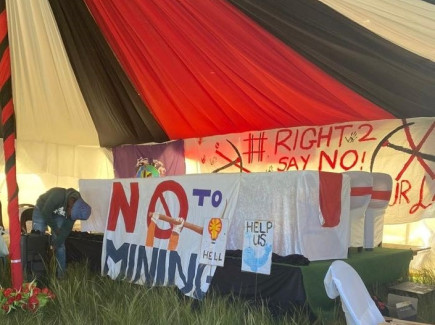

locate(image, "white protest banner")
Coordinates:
101 173 240 299
241 220 273 275
185 117 434 225
83 170 351 263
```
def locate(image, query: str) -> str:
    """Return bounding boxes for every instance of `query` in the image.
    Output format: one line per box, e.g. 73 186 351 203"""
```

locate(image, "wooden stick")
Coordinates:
149 213 203 235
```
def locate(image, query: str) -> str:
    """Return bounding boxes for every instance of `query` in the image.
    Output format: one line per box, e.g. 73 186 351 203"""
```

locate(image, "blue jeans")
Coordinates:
32 207 66 277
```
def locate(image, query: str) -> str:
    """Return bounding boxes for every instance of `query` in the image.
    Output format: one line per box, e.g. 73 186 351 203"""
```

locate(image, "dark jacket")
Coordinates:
36 187 80 246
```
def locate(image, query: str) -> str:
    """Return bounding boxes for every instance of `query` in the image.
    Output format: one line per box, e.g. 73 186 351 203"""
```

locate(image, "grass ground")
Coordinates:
0 259 434 324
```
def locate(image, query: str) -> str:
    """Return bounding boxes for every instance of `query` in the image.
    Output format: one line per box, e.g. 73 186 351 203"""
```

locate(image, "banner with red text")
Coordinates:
185 117 434 225
82 171 350 265
101 174 240 298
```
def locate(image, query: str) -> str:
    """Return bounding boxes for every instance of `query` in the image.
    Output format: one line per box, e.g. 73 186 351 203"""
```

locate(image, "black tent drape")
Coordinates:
227 0 435 118
49 0 168 147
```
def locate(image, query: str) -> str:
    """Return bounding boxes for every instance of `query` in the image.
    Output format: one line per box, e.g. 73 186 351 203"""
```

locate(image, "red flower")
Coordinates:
1 280 55 314
28 295 39 306
3 288 13 297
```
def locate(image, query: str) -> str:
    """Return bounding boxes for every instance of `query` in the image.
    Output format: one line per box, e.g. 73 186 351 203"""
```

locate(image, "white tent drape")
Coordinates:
1 0 113 227
320 0 435 62
7 0 99 145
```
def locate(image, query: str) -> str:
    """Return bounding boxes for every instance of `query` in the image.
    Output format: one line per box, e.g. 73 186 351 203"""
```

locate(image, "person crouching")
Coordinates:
32 187 91 278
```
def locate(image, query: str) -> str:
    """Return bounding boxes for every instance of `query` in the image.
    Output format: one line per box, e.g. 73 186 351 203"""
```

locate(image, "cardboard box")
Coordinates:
387 294 418 321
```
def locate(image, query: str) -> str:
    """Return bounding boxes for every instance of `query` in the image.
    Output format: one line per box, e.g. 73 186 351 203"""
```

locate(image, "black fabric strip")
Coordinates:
0 78 11 108
48 0 169 147
5 152 16 172
3 112 16 139
0 78 15 142
0 38 8 60
227 0 435 118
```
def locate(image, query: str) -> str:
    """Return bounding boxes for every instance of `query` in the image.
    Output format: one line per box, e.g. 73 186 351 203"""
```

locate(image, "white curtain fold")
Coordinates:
319 0 435 62
6 0 100 146
1 0 112 226
0 140 114 228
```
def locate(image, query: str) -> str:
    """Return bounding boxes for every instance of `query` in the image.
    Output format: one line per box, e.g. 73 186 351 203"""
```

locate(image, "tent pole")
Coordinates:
0 0 23 289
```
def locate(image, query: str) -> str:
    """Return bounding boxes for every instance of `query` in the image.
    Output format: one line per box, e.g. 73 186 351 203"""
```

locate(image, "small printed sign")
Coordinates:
241 220 273 275
199 218 228 266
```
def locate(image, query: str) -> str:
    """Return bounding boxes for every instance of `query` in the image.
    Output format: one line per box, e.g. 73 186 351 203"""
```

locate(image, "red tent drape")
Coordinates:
85 0 392 141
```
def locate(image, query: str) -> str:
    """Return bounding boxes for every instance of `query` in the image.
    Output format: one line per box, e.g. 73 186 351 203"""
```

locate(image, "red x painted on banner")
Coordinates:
395 121 434 181
212 140 251 173
215 150 251 173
